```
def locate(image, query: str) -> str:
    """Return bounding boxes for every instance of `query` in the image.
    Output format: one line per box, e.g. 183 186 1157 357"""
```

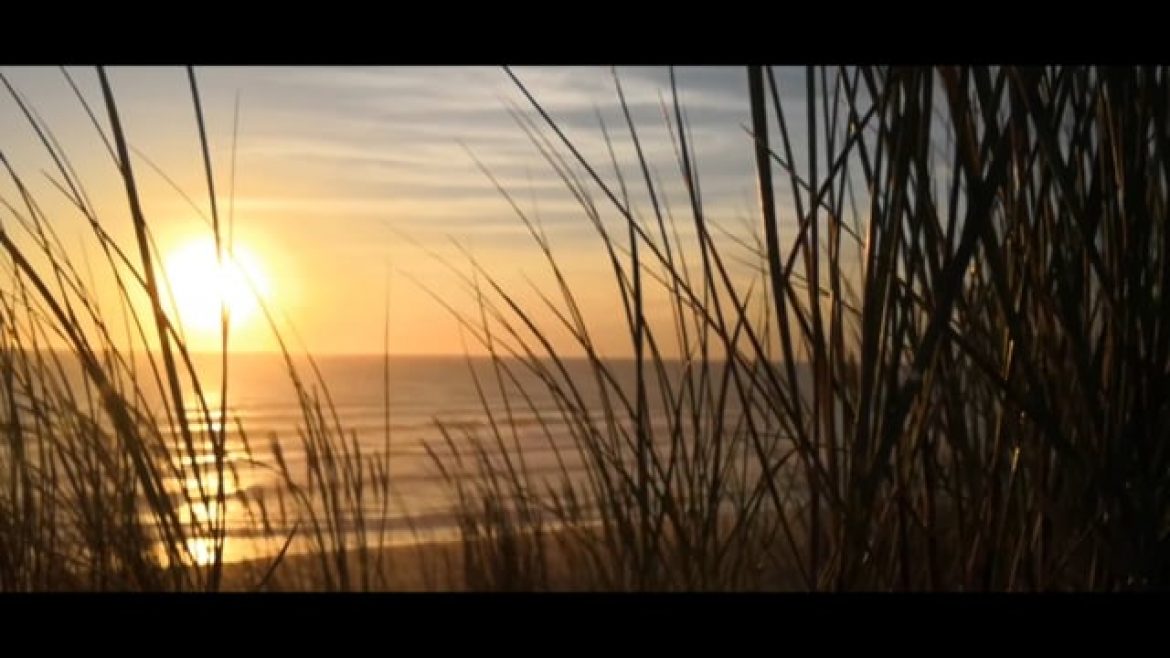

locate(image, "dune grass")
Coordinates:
0 66 405 591
427 65 1170 591
0 65 1167 591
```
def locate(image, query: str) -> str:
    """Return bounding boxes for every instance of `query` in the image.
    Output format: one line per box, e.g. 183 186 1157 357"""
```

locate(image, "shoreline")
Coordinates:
218 526 590 591
220 536 470 591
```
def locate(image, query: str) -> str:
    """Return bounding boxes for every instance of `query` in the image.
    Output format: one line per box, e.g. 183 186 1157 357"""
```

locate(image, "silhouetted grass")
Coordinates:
0 66 408 591
0 66 1166 591
427 66 1170 591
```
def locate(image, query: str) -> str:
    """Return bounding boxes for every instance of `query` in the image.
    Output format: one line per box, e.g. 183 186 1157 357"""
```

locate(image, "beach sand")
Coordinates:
218 529 590 591
217 519 799 591
221 539 465 591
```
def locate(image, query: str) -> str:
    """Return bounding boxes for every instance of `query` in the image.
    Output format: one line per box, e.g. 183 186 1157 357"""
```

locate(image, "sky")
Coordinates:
0 66 816 356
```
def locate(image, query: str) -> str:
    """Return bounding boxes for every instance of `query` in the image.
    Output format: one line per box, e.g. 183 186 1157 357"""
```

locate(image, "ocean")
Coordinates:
1 349 795 568
154 352 732 565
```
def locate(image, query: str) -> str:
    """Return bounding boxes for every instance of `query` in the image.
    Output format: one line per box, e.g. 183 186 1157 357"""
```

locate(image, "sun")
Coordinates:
162 238 272 337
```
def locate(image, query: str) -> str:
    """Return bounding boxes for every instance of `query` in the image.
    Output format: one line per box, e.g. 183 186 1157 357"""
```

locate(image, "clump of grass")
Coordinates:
0 67 231 590
0 67 409 591
2 65 1166 592
431 66 1170 591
